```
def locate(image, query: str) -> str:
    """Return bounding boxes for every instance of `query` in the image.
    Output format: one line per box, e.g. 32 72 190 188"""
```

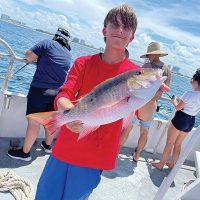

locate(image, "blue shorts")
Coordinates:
35 155 101 200
26 86 59 115
171 110 195 132
131 115 152 128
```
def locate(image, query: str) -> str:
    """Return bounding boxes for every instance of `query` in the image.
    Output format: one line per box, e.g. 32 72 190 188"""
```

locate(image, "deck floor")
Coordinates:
0 138 196 200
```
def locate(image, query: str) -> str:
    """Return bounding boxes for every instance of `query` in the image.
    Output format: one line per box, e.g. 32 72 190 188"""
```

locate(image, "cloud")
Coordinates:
138 17 200 48
133 1 200 48
126 0 200 75
165 42 200 75
19 0 74 7
1 0 200 75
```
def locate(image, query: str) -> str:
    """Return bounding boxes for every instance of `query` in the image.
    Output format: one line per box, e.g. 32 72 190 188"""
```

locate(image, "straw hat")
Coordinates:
140 42 168 58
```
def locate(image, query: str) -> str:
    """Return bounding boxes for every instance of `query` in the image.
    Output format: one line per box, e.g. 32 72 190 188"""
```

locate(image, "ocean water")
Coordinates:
0 20 199 127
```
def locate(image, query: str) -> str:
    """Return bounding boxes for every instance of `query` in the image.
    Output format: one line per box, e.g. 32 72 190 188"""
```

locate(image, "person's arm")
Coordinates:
56 97 74 111
173 96 186 111
25 40 47 62
54 57 86 133
25 50 38 62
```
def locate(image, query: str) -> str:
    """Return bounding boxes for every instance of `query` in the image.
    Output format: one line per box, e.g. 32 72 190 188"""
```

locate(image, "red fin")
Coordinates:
27 111 65 134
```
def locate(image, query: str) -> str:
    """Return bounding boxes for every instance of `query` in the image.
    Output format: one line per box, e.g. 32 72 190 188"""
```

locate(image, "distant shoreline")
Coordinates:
0 19 190 78
0 18 34 30
0 19 103 51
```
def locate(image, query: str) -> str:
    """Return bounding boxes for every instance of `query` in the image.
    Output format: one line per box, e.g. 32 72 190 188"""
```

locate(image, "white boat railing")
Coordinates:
0 38 27 118
0 38 37 118
0 38 28 93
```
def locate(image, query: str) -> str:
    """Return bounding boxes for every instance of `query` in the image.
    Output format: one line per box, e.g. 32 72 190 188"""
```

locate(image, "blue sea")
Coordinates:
0 20 199 127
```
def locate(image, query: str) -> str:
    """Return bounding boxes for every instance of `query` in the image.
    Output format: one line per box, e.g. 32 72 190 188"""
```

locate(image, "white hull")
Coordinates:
0 92 45 138
0 92 199 162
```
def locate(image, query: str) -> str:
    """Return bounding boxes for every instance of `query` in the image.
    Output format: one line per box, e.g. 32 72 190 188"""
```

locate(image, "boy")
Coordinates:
35 4 140 200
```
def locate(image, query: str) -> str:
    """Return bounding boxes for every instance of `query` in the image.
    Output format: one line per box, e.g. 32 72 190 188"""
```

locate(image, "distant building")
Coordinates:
99 47 104 52
72 37 79 43
80 39 85 45
1 14 10 20
88 45 94 48
1 13 26 26
10 19 26 26
172 66 180 73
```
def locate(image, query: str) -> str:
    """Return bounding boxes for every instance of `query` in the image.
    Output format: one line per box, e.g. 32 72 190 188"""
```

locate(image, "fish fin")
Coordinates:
122 111 135 130
27 111 65 134
78 125 100 140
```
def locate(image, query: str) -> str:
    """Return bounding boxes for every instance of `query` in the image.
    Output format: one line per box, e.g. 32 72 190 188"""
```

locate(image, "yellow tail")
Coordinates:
27 111 65 134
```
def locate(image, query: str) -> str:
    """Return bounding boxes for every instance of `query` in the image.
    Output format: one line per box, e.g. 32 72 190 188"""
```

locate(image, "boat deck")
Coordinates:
0 138 196 200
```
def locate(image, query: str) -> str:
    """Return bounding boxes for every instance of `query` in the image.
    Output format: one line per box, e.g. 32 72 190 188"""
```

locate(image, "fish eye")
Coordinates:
136 71 142 75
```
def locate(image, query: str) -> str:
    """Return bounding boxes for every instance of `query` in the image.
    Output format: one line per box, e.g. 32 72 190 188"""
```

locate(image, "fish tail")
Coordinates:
27 111 65 134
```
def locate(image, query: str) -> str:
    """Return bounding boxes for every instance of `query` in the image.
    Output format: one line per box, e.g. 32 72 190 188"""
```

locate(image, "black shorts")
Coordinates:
171 110 195 132
26 86 59 115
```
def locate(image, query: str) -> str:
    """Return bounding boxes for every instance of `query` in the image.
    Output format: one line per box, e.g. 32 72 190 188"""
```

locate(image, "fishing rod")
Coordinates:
13 63 30 75
165 93 175 100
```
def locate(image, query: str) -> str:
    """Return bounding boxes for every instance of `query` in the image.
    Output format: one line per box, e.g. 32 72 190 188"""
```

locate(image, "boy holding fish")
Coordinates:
35 4 140 200
34 4 165 200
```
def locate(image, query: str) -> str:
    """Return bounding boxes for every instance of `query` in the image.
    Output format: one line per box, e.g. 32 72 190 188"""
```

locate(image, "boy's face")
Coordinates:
103 15 134 50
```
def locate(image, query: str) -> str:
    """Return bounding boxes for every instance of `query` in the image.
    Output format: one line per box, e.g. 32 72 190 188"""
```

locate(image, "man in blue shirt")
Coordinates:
8 28 72 161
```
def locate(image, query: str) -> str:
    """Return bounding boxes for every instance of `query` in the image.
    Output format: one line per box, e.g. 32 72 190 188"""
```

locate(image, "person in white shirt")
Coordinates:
152 69 200 169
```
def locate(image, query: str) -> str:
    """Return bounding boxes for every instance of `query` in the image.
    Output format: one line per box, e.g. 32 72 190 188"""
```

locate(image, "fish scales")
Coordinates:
27 68 166 138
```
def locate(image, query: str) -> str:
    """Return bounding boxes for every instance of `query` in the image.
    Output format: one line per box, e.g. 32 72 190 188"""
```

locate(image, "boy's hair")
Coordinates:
104 4 138 34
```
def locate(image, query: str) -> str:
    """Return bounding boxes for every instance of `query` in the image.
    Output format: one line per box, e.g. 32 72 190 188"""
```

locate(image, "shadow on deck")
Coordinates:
0 138 196 200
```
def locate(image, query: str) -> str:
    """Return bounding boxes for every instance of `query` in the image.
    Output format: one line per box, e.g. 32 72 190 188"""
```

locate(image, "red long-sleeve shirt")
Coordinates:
52 54 140 170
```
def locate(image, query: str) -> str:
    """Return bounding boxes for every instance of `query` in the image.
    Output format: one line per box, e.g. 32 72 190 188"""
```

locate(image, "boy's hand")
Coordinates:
66 120 83 133
153 89 163 100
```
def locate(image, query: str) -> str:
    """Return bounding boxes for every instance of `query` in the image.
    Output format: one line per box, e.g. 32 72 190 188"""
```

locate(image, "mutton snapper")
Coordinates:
27 68 167 139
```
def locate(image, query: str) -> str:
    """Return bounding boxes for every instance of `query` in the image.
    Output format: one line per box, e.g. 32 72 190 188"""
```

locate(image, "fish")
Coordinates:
27 68 167 139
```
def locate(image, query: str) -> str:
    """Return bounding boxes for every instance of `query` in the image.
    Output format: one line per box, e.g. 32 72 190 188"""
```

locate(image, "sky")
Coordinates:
0 0 200 76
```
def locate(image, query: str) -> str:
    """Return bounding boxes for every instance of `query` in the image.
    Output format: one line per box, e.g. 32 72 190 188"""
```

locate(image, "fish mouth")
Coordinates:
128 77 166 99
127 68 163 89
127 68 166 99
